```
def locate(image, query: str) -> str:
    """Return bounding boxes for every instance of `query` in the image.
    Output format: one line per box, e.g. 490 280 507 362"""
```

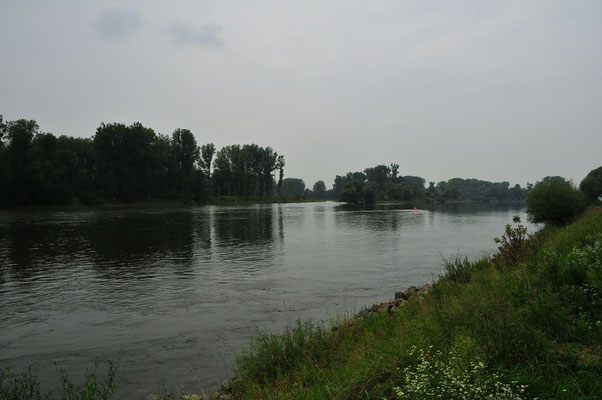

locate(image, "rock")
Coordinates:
405 286 418 298
394 291 408 300
211 392 232 400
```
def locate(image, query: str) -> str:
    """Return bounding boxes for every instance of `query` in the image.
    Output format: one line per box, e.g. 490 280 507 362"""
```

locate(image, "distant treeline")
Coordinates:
287 163 528 204
1 116 557 207
0 116 285 206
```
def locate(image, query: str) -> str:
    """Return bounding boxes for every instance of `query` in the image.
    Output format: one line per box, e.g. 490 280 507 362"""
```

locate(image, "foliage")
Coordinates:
0 361 117 400
58 360 118 400
312 180 327 200
526 177 587 225
332 164 527 204
580 165 602 201
492 216 531 268
281 178 305 199
0 367 51 400
0 117 285 206
236 320 332 384
441 254 474 283
340 180 377 204
212 144 281 198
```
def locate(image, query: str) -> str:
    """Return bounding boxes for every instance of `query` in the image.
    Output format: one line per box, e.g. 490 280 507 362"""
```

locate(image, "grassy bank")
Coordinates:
224 208 602 399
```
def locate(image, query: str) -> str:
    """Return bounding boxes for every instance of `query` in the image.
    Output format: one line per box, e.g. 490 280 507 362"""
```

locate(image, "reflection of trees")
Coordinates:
211 206 275 246
335 209 408 232
1 214 87 280
426 203 524 215
87 210 195 278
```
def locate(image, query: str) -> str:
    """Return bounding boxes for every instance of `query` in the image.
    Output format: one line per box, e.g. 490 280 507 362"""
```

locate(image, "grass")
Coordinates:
225 207 602 399
0 360 117 400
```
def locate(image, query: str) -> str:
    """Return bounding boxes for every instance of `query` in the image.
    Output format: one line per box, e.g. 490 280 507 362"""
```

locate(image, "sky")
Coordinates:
1 1 601 188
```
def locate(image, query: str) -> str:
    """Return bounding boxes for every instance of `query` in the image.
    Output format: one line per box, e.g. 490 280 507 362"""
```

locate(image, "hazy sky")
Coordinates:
1 1 601 188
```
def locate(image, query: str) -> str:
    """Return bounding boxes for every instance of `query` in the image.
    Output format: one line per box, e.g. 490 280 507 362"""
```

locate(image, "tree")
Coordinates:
579 166 602 201
282 178 305 198
276 155 285 197
312 180 327 199
526 178 587 225
200 143 216 179
0 115 6 148
340 180 377 204
6 119 38 204
171 128 200 199
402 176 426 190
364 164 390 193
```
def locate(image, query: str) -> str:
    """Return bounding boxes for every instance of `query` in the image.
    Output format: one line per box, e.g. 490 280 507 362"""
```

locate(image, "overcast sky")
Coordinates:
1 1 601 188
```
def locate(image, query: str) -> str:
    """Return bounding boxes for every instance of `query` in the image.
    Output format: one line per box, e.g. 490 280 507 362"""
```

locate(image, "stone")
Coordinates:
405 286 418 298
394 291 408 300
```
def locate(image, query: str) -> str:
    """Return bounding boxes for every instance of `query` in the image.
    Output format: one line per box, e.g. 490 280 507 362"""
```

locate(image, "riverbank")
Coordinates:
214 207 602 399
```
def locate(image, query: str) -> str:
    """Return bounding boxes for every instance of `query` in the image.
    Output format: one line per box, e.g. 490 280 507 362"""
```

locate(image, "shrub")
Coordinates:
441 253 473 283
492 216 531 268
526 178 587 225
579 165 602 201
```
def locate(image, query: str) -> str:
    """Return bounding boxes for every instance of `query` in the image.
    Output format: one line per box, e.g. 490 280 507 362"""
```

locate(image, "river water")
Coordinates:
0 202 534 398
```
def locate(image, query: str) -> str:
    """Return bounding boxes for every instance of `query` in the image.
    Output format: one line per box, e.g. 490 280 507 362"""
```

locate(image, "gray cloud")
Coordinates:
168 22 224 47
94 8 141 40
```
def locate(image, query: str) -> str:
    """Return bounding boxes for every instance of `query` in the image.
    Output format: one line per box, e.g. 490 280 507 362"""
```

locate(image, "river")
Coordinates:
0 202 535 398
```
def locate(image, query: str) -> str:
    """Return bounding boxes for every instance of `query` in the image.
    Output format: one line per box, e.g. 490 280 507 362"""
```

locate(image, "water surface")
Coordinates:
0 202 534 397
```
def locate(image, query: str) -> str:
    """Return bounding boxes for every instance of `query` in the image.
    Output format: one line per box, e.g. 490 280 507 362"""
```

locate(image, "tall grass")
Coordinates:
0 361 117 400
227 208 602 399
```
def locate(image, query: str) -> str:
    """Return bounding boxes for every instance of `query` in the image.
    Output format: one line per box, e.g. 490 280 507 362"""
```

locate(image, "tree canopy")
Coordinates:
580 166 602 201
0 116 286 206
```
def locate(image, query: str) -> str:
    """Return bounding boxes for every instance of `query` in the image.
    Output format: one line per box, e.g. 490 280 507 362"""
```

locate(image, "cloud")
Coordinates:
168 22 224 48
94 8 141 40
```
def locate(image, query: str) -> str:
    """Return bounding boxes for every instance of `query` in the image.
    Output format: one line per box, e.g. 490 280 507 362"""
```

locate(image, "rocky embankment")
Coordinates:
356 283 433 318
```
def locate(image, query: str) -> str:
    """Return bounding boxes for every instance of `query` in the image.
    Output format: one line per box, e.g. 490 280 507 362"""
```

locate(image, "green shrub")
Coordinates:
526 178 587 225
493 216 531 268
580 165 602 201
441 254 473 283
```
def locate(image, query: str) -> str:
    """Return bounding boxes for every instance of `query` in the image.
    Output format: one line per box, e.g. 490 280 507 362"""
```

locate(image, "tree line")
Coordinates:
0 116 285 206
325 163 527 204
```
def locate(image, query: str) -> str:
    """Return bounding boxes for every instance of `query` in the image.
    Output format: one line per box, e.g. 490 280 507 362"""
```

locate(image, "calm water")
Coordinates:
0 202 534 398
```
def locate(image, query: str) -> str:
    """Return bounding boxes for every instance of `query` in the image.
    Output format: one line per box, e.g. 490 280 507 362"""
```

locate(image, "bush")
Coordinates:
492 216 531 268
580 166 602 202
526 178 587 225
